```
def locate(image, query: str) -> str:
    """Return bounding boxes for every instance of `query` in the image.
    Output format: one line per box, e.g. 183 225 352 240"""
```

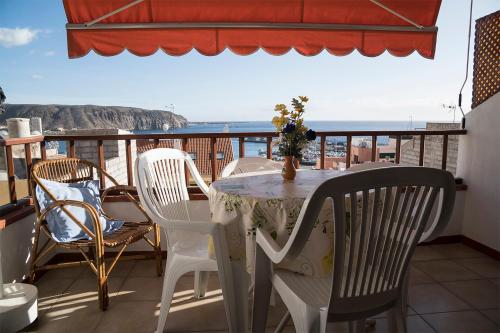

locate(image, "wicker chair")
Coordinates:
29 158 162 310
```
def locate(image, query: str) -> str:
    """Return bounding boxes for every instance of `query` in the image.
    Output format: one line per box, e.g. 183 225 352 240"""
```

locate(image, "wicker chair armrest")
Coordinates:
101 185 137 200
39 199 102 240
101 185 152 224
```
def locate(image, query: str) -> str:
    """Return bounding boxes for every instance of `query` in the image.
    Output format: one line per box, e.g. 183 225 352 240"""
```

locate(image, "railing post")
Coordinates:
266 137 272 159
5 145 16 204
40 140 47 161
371 135 377 162
125 139 133 186
419 134 425 166
182 138 190 187
154 139 160 148
346 136 352 169
320 135 326 169
97 140 105 187
441 134 449 170
24 143 33 196
239 137 245 158
210 137 217 182
68 140 76 158
395 135 401 164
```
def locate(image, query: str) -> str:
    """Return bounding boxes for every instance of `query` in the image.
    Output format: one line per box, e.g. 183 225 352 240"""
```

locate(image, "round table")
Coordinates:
209 169 347 278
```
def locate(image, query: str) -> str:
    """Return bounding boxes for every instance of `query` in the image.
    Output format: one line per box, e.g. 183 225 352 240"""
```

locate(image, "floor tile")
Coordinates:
412 246 447 261
413 260 480 282
79 258 136 279
367 315 435 333
35 277 75 305
128 258 166 278
491 279 500 288
26 247 499 333
118 276 164 301
455 258 500 278
422 310 498 332
24 301 105 333
409 265 435 285
409 283 471 314
40 266 85 279
67 276 124 297
443 279 500 309
481 309 500 326
94 301 158 333
431 243 485 259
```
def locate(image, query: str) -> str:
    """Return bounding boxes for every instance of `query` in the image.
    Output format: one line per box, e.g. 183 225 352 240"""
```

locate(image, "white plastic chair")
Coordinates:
135 148 247 332
252 167 456 333
221 157 283 178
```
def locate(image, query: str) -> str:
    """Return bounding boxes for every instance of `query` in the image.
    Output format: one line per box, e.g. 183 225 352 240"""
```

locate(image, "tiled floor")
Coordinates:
23 243 500 333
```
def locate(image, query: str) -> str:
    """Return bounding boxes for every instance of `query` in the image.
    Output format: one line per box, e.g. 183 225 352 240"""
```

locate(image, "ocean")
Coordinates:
56 121 425 156
134 120 426 158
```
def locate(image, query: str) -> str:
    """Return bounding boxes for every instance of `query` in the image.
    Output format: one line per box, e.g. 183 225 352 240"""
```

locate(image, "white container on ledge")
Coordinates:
0 250 38 332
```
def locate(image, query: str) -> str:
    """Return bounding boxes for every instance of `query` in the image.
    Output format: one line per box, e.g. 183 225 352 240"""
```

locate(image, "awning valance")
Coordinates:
63 0 442 59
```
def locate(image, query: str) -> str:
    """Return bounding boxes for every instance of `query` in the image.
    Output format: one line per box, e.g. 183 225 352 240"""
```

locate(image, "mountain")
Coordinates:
0 104 188 131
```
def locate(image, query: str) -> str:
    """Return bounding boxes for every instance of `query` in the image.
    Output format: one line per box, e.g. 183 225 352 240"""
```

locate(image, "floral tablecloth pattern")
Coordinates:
209 169 347 278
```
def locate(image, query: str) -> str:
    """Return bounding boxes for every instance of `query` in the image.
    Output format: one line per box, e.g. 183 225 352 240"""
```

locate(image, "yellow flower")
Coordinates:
274 104 287 112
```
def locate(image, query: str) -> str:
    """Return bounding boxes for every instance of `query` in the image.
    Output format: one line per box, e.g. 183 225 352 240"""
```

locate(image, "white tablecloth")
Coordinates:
209 169 348 278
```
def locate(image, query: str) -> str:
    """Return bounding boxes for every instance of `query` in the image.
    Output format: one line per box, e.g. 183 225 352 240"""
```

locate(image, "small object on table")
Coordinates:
281 156 296 181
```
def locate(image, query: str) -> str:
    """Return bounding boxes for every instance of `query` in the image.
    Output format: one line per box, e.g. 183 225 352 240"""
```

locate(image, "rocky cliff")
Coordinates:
0 104 187 131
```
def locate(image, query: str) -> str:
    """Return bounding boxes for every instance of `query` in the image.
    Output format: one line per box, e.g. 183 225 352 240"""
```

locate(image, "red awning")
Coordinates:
63 0 441 59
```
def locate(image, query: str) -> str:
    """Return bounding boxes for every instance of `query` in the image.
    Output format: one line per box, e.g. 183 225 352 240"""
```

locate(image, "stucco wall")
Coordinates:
400 122 461 175
0 214 45 283
456 92 500 251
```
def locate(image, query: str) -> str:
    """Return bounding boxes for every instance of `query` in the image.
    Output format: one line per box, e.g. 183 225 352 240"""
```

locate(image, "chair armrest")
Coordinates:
101 185 137 200
256 228 286 264
184 155 210 196
39 199 102 240
101 185 152 223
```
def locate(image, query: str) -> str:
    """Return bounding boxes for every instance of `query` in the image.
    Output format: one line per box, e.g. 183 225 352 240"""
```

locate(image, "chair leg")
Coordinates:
29 223 42 283
194 271 210 298
156 258 180 333
96 244 109 311
252 246 273 333
348 320 366 333
387 300 407 333
401 270 410 318
154 224 163 277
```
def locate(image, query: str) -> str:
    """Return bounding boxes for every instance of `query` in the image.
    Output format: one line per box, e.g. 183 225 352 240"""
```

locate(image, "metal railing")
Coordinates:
0 129 467 211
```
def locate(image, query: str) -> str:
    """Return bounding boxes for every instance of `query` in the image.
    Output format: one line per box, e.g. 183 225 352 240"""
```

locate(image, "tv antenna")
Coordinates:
442 104 457 123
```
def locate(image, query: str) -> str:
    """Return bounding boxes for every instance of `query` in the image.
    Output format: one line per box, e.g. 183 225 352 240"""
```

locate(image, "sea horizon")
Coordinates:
136 120 429 134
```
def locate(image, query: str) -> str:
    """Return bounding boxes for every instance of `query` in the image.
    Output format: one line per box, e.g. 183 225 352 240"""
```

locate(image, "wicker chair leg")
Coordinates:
95 243 109 311
154 224 163 276
29 223 42 283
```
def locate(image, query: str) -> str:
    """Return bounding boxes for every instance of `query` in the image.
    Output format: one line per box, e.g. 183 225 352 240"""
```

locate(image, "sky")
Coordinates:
0 1 498 122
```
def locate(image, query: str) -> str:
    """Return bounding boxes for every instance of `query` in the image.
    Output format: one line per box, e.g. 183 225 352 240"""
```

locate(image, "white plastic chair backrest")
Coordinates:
278 167 456 319
221 157 283 178
350 162 445 243
135 148 209 225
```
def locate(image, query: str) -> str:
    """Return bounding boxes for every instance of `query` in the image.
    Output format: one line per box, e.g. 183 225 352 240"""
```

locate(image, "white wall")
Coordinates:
0 214 41 283
456 92 500 251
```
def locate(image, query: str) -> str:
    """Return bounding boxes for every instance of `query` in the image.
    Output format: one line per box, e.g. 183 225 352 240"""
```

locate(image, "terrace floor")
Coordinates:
23 243 500 333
